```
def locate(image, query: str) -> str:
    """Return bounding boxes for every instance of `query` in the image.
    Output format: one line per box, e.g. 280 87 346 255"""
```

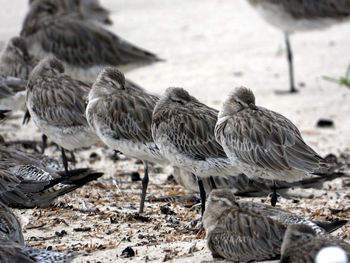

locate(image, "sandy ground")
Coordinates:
1 0 350 262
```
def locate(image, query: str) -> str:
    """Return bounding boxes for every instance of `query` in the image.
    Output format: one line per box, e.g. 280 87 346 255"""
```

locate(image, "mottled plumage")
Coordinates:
0 238 77 263
0 37 38 80
0 144 103 208
0 201 24 245
87 67 167 213
21 1 161 81
152 87 242 213
281 224 350 263
0 37 38 110
152 87 239 177
87 67 164 164
26 57 100 155
215 87 325 182
203 189 347 262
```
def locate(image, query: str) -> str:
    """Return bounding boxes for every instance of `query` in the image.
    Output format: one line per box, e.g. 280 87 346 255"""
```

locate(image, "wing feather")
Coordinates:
207 209 284 261
28 75 90 127
94 91 158 143
218 106 322 172
22 17 159 68
153 104 227 160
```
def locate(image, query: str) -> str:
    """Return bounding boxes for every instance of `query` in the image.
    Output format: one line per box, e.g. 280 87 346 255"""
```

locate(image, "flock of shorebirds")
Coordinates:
0 0 350 262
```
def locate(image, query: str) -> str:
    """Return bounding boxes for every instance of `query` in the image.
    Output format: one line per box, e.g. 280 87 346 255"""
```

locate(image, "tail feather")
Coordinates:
313 219 348 233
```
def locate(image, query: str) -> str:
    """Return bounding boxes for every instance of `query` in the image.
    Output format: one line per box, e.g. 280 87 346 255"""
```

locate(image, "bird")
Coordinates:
26 56 101 173
0 240 78 263
21 0 162 82
0 144 103 208
280 224 350 263
247 0 350 93
0 201 24 245
28 0 113 25
171 166 344 198
86 67 167 213
202 189 348 262
0 37 38 111
152 87 241 214
0 36 38 81
0 196 78 262
215 87 327 206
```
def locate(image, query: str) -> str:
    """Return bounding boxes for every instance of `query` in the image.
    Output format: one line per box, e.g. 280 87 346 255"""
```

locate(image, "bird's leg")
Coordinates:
196 175 206 215
61 147 68 174
209 176 217 189
22 110 31 125
284 32 298 93
139 161 149 214
271 181 278 207
41 134 47 155
70 151 76 163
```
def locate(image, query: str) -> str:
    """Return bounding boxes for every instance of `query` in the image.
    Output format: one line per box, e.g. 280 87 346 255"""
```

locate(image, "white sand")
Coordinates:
1 0 350 262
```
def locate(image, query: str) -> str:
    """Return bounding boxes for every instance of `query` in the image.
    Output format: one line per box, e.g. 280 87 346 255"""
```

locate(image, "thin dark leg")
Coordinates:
196 175 206 215
70 151 76 163
271 181 278 207
22 110 31 125
139 161 149 214
209 176 217 189
41 134 47 155
61 147 68 174
285 32 297 93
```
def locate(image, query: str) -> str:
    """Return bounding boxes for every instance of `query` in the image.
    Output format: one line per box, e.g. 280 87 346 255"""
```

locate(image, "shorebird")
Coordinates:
0 145 103 208
281 224 350 263
152 87 241 213
203 189 347 262
0 201 24 245
247 0 350 93
0 197 78 262
21 0 162 82
171 167 343 198
86 67 167 213
0 37 38 111
26 57 101 173
0 240 78 263
29 0 113 25
0 37 38 80
215 87 327 206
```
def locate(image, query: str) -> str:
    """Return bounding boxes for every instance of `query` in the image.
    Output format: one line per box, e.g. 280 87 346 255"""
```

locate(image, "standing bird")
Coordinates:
281 224 350 263
86 67 167 213
21 0 162 82
26 57 100 173
152 87 240 214
28 0 113 25
247 0 350 93
203 189 347 262
215 87 326 206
